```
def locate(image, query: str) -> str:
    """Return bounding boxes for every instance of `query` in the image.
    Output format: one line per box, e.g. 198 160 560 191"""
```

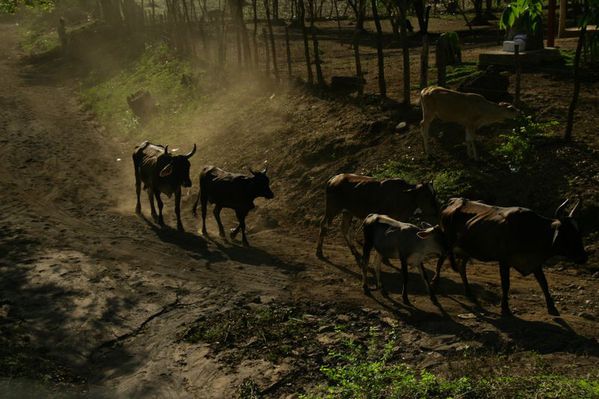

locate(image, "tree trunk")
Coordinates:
558 0 567 37
547 0 556 46
353 29 363 95
252 0 259 66
564 25 586 141
398 0 410 105
298 0 314 83
285 25 293 79
308 0 324 86
264 0 280 80
419 5 430 89
371 0 386 97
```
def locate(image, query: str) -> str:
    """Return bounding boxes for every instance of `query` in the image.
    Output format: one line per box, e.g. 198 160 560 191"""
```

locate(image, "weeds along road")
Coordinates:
1 21 598 398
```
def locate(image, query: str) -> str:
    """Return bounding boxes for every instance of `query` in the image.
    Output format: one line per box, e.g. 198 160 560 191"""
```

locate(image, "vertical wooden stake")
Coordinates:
285 25 293 79
515 44 521 105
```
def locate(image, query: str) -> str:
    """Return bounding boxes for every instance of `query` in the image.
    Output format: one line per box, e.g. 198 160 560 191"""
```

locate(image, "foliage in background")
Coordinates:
82 43 203 139
494 116 558 172
0 0 55 14
499 0 544 31
302 337 599 399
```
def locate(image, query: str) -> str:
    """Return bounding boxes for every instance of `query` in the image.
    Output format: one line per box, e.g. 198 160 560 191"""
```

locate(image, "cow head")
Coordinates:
249 163 274 199
416 224 450 255
159 144 197 187
552 199 587 264
410 182 440 224
498 102 521 120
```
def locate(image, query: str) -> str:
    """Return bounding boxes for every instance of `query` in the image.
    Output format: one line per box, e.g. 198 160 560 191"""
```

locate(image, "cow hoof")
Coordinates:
218 231 226 238
177 225 184 232
242 240 250 247
316 249 324 259
402 298 412 306
501 308 513 317
135 206 141 215
430 277 440 289
201 229 208 236
548 306 560 317
363 286 371 296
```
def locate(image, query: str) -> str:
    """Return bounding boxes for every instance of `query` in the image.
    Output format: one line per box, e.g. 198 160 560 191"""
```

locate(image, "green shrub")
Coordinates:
302 338 599 399
494 116 558 172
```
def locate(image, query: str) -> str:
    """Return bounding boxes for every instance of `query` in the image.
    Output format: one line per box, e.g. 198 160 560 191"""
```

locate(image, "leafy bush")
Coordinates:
302 338 599 399
493 116 558 172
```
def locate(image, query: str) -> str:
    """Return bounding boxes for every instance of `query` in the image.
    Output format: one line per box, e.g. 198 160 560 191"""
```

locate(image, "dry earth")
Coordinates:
0 19 598 398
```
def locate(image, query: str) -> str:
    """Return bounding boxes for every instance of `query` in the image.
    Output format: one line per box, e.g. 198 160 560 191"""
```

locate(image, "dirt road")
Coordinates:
0 21 598 398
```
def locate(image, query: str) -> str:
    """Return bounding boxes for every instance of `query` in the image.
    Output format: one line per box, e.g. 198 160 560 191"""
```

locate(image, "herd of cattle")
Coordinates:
132 91 588 317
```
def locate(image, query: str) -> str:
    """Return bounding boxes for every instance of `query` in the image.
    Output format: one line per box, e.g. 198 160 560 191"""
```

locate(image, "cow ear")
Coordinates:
159 163 173 177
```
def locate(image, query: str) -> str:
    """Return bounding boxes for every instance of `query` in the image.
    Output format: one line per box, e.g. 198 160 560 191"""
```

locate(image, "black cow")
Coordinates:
192 165 274 246
133 141 197 231
440 197 588 316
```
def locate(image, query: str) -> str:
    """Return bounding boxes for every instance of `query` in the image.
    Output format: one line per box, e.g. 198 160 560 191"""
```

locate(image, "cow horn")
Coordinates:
185 144 197 158
262 160 268 174
554 199 570 218
164 145 169 155
568 199 581 218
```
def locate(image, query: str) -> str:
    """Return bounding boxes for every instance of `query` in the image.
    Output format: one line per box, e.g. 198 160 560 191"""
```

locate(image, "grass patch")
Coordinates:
81 43 205 140
493 116 559 172
183 302 315 363
446 62 479 85
20 26 59 54
302 338 599 399
370 161 474 203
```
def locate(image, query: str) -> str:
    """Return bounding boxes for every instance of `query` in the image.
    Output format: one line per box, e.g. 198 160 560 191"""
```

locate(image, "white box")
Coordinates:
502 39 526 52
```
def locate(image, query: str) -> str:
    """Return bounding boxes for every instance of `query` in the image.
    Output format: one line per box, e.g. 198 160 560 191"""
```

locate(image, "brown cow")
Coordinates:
440 197 588 316
316 174 439 260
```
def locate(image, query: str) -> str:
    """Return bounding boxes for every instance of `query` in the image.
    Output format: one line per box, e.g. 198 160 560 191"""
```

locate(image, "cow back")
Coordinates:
442 198 555 273
326 174 433 222
200 166 256 210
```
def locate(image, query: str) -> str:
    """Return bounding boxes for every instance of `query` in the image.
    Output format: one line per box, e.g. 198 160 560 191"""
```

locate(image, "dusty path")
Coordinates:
0 21 598 398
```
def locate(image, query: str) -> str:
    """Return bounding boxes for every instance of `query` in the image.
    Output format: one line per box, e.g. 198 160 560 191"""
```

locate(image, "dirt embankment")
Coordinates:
0 19 598 398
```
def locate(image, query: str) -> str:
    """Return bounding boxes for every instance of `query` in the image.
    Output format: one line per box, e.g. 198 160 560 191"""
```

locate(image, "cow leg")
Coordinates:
499 262 512 316
316 208 337 258
147 189 158 222
418 262 437 303
229 210 242 240
374 254 386 296
431 254 446 288
420 117 431 156
400 257 410 305
459 258 475 300
234 210 250 247
361 235 373 294
213 205 225 237
175 188 184 232
134 163 142 214
533 269 559 316
465 127 478 160
200 193 208 235
341 212 360 262
155 192 165 226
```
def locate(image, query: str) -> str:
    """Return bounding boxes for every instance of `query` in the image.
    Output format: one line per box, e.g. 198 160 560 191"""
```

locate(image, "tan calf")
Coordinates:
420 86 519 160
